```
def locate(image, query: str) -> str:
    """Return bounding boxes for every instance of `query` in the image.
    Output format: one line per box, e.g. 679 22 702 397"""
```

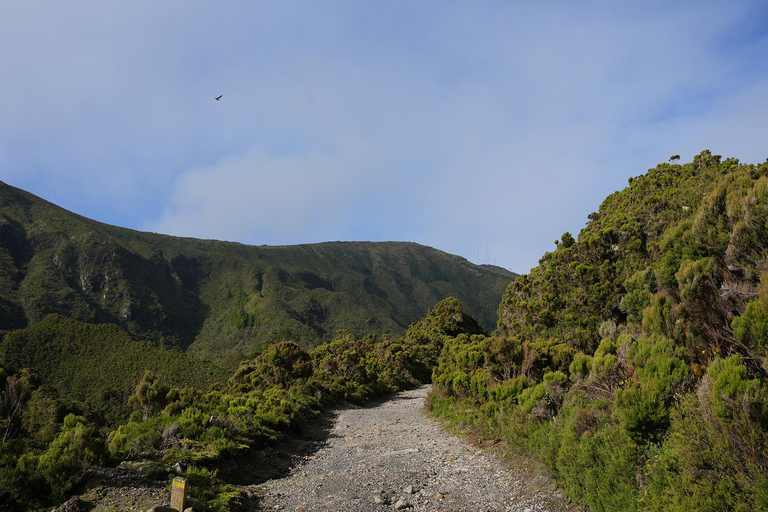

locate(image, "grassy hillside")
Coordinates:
428 151 768 512
0 181 515 361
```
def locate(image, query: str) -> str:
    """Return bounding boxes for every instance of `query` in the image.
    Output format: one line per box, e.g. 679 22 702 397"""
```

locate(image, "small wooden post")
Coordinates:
170 476 188 511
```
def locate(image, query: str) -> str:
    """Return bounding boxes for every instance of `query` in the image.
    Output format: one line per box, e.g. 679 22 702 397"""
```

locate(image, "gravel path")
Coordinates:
254 385 572 512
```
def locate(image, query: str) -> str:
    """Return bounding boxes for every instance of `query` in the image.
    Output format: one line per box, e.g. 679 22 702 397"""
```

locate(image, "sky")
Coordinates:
1 1 767 273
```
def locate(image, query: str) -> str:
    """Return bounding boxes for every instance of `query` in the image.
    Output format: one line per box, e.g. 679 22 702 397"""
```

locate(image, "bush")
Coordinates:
732 271 768 360
613 335 689 442
38 414 105 501
644 356 768 511
230 341 313 391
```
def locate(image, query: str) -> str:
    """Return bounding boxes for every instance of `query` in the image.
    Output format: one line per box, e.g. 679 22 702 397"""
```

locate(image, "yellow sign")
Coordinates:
170 476 188 511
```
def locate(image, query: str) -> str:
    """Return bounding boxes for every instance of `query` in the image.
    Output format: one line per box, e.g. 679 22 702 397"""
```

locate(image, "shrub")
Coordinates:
613 335 690 442
644 356 768 511
732 271 768 360
38 414 105 501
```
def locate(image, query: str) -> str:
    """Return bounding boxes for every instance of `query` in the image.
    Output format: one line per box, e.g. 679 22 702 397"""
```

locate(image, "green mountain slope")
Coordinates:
0 181 516 360
429 151 768 511
499 150 768 367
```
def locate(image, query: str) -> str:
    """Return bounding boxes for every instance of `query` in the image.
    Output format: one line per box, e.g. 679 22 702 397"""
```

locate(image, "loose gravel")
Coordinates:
253 385 572 512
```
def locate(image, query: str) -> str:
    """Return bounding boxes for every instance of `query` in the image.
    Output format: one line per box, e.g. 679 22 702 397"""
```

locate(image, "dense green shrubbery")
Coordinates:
0 413 106 505
0 315 219 425
428 152 768 512
430 332 767 511
0 297 476 509
643 357 768 511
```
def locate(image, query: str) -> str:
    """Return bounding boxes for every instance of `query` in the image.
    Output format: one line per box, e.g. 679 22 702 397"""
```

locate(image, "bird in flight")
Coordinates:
215 95 222 101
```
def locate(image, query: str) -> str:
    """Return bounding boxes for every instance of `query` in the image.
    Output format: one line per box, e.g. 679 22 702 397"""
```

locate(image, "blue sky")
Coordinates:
2 1 767 273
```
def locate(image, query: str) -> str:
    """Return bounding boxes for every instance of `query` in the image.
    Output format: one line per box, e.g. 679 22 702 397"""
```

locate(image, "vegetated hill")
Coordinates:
429 151 768 512
497 150 768 366
0 181 515 361
479 263 518 277
0 314 221 426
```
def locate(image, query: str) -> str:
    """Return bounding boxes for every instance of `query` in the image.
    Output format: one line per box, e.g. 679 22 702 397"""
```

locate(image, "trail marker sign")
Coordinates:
170 476 188 511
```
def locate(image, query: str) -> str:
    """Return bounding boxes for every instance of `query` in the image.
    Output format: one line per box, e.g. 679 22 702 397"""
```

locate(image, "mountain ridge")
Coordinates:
0 180 517 360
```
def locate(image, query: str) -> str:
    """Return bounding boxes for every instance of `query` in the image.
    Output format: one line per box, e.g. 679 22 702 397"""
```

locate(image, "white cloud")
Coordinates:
146 146 372 244
2 0 767 272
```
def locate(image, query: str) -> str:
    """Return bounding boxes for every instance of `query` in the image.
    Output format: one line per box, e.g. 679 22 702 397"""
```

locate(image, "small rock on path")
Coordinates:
254 385 572 512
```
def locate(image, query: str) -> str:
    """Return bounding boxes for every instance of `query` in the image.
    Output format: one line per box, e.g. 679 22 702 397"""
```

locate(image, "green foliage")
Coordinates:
129 370 171 420
0 315 218 425
0 413 106 507
644 356 768 511
403 297 486 382
549 416 641 512
432 153 768 511
37 414 105 501
230 341 313 391
310 332 379 402
613 335 689 441
701 355 767 422
226 290 260 330
641 293 675 338
732 271 768 357
619 266 655 322
108 415 165 459
21 387 61 449
568 352 592 382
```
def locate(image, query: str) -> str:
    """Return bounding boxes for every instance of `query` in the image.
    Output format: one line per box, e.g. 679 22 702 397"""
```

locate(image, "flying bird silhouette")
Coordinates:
215 95 222 101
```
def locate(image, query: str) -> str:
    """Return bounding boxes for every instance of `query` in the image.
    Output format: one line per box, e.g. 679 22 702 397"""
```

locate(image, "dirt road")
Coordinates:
254 385 571 512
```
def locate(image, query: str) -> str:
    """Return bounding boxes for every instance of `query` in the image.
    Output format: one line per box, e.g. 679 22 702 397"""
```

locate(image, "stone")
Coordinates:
373 495 387 505
146 507 177 512
404 485 414 494
393 498 410 509
435 492 444 500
